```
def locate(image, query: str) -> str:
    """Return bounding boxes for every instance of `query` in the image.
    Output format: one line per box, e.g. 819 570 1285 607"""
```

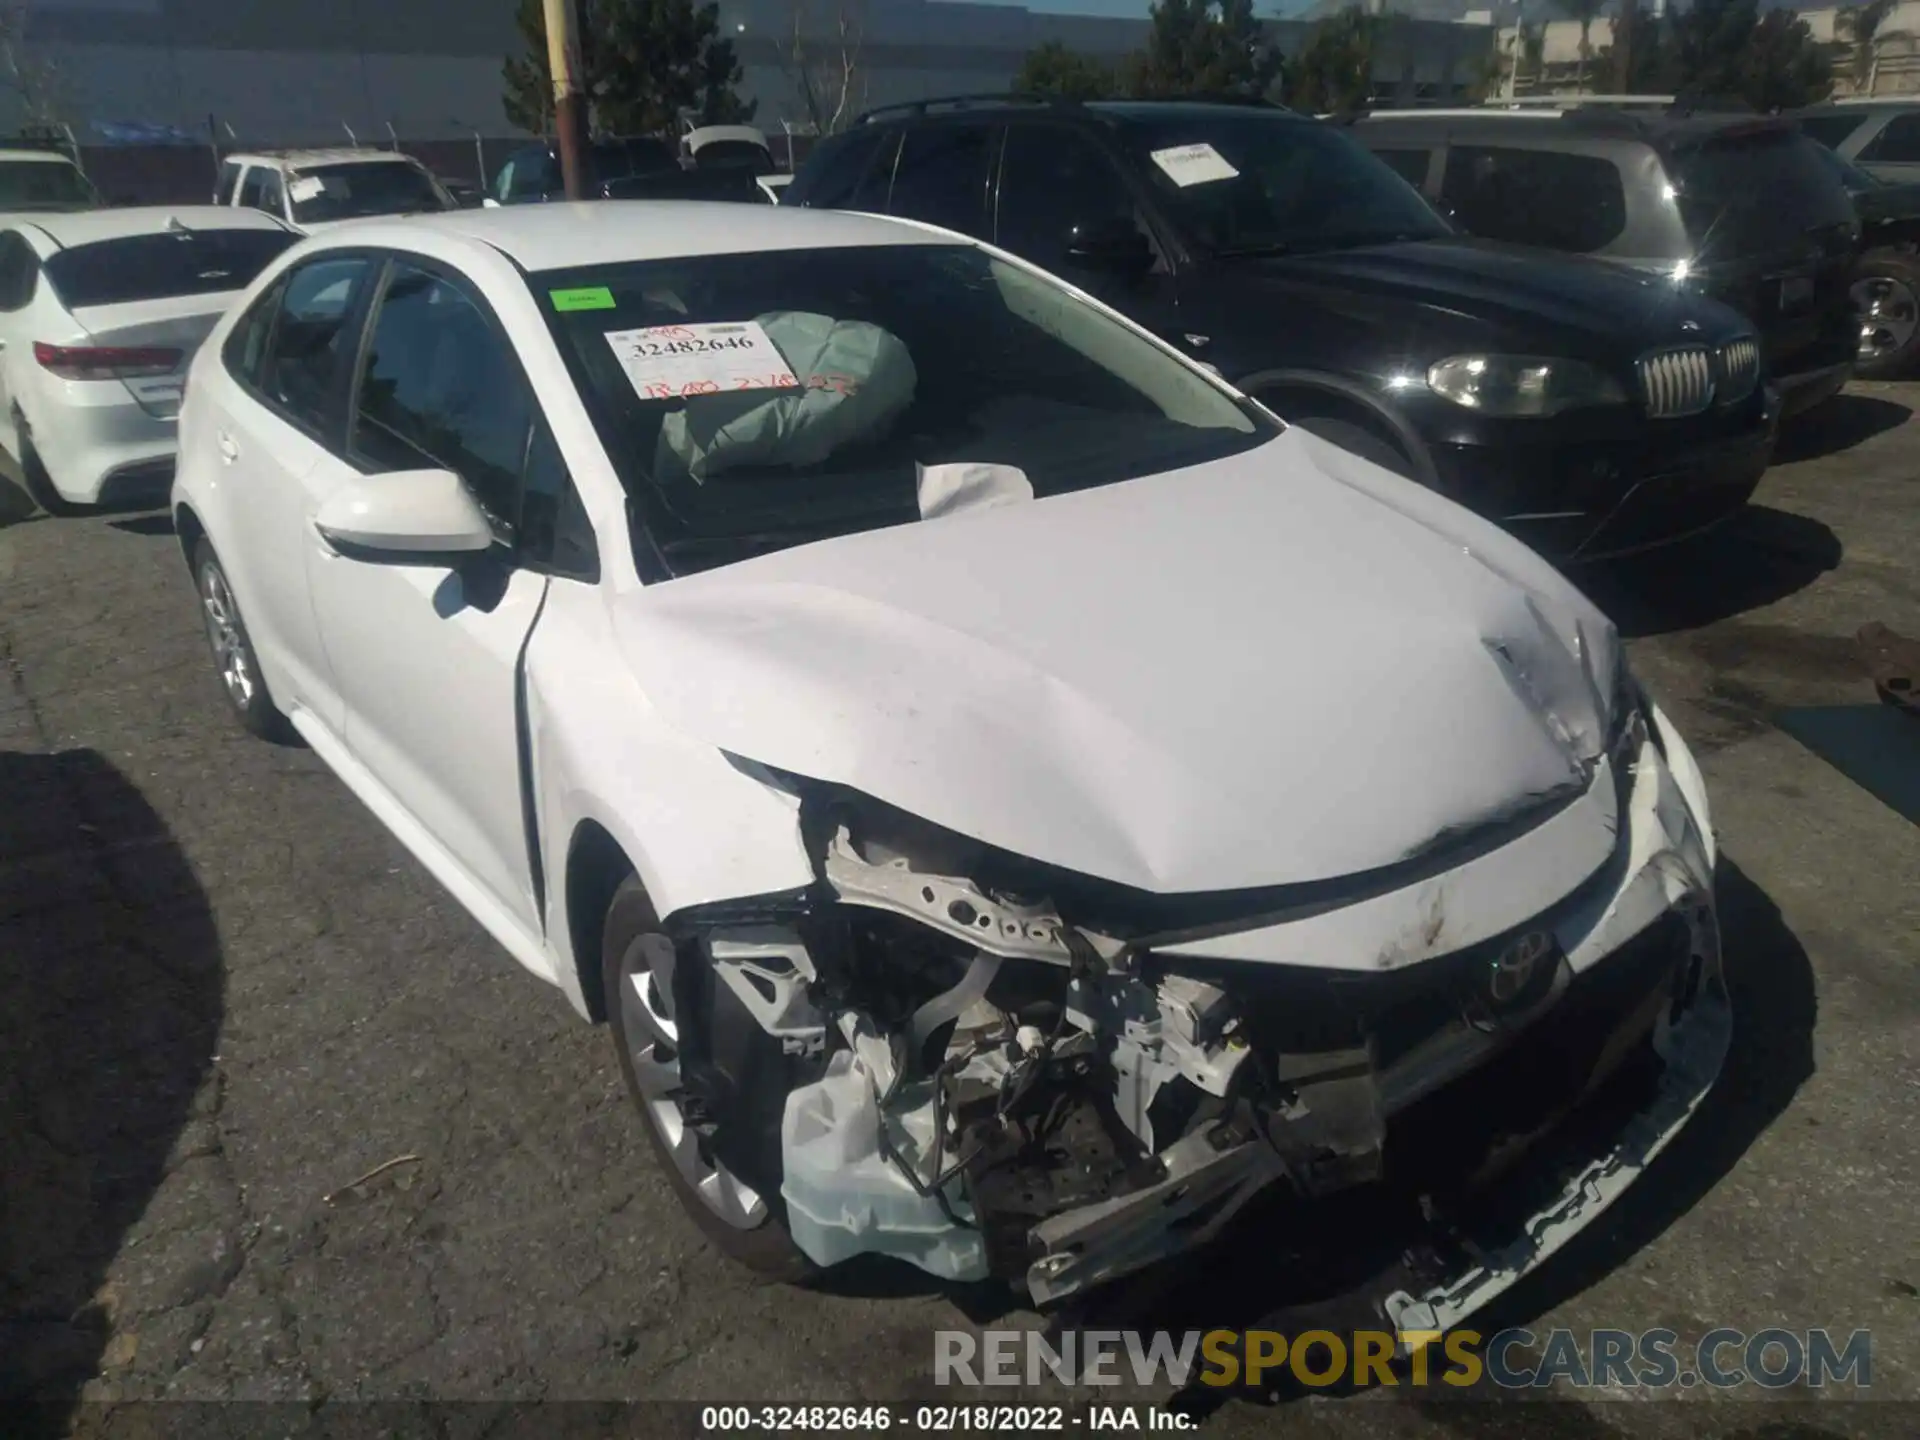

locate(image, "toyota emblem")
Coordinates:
1487 929 1555 1005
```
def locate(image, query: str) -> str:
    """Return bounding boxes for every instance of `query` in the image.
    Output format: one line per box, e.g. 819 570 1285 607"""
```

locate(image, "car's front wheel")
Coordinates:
602 875 816 1279
193 538 291 741
1854 251 1920 379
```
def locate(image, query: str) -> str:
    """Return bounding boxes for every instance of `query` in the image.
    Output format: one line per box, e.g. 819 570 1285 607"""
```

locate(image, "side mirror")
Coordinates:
1065 216 1155 277
314 469 494 561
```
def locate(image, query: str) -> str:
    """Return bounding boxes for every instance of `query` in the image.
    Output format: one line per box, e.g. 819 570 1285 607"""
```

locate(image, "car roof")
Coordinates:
0 149 81 166
1353 105 1794 148
227 148 421 169
1087 100 1307 124
21 204 292 246
314 200 954 270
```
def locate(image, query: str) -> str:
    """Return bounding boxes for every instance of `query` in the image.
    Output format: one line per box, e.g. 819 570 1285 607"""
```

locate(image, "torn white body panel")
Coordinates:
617 427 1624 899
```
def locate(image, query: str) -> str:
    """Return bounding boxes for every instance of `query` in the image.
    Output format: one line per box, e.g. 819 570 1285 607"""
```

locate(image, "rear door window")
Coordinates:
791 128 892 209
1860 112 1920 163
255 255 373 435
0 230 38 311
1440 145 1626 253
1672 128 1857 256
996 123 1144 272
885 123 997 237
1796 112 1871 151
42 229 298 308
1373 147 1436 190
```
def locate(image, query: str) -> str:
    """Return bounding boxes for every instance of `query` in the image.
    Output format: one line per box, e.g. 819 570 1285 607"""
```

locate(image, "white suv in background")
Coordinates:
214 148 457 234
0 205 297 512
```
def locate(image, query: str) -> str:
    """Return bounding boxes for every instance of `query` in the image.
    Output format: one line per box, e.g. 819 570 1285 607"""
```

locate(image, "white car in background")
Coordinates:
0 204 297 513
214 148 457 233
0 145 100 217
169 202 1729 1328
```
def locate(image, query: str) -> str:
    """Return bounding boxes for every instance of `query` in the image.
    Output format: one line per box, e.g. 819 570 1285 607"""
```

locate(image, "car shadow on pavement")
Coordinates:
107 514 176 539
1772 392 1912 464
1577 506 1844 639
0 749 224 1436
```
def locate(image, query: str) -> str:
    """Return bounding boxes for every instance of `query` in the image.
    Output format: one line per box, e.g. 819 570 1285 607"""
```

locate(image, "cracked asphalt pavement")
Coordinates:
2 386 1918 1438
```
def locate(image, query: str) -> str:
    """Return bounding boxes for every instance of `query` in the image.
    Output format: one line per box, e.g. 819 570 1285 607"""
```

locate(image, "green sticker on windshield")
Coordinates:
550 285 617 312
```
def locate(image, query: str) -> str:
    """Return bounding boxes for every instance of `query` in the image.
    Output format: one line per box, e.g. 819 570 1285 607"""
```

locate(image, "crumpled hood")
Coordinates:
614 428 1623 895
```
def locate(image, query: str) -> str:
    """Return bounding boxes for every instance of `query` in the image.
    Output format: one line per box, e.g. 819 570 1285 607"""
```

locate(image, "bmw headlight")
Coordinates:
1426 355 1629 418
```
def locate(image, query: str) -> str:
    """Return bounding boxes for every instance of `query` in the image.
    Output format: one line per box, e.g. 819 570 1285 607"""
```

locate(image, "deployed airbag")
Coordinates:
655 311 916 484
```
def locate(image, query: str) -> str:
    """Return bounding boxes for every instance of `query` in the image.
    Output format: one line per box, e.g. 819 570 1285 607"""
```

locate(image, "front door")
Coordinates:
303 256 550 934
992 121 1183 344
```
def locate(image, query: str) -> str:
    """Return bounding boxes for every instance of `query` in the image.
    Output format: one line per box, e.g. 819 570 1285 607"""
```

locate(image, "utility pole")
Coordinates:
543 0 588 199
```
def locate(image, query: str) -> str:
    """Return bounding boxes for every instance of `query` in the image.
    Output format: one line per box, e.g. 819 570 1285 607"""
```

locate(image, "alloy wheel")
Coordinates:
1854 273 1920 365
199 562 256 711
615 931 769 1230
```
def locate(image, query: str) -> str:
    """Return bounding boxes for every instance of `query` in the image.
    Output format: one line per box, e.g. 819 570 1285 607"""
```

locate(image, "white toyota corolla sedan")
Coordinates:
170 202 1730 1329
0 205 298 513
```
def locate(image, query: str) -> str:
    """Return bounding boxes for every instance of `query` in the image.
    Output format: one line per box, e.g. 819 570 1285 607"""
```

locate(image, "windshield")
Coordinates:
289 162 451 223
1671 129 1857 256
0 159 96 211
1795 113 1870 151
536 242 1272 568
44 228 297 308
1116 113 1452 256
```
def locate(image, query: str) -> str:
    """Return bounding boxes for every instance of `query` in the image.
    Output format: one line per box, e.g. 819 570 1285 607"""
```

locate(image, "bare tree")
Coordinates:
782 0 867 137
0 0 65 134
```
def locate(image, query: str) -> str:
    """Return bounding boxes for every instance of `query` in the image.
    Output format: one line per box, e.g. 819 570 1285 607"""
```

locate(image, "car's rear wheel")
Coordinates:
193 538 291 741
1853 251 1920 379
602 875 816 1279
17 429 87 518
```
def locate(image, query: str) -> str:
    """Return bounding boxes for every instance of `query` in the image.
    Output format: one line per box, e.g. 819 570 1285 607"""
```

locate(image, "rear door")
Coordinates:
199 252 378 735
0 228 42 439
302 255 554 934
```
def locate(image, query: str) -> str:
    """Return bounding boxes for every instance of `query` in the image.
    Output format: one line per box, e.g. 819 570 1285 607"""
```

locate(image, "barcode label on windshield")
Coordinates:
604 320 799 400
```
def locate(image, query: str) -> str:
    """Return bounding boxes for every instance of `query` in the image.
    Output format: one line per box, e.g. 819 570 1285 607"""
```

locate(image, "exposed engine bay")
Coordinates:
658 703 1731 1320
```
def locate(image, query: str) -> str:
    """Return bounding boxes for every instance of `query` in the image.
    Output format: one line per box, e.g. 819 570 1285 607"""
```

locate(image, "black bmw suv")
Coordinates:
786 97 1778 560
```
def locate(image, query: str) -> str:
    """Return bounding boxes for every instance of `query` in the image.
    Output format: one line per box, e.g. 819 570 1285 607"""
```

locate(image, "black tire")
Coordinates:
1852 250 1920 380
601 875 816 1279
191 538 292 741
1286 413 1416 479
18 430 87 517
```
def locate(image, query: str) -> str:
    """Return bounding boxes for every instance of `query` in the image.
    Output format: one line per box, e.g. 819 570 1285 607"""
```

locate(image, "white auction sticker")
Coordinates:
1149 142 1240 188
604 320 798 401
287 176 326 203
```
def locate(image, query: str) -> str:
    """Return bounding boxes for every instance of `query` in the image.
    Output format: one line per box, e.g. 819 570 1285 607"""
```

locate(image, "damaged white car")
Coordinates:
170 202 1730 1330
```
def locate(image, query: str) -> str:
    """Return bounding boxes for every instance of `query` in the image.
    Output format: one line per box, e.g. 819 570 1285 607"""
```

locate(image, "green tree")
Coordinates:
1124 0 1284 100
1556 0 1606 91
1285 5 1380 114
1015 40 1118 100
1837 0 1899 93
501 0 754 136
1601 0 1832 109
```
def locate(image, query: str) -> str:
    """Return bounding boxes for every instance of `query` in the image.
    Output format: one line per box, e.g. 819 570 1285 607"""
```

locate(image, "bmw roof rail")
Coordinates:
854 93 1075 125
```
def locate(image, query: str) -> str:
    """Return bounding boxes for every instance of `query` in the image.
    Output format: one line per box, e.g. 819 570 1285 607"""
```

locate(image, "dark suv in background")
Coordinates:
1350 104 1861 415
787 96 1775 561
1793 100 1920 183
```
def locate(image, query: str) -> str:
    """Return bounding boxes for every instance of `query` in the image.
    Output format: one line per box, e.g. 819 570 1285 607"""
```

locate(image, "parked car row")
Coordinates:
785 96 1828 560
